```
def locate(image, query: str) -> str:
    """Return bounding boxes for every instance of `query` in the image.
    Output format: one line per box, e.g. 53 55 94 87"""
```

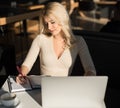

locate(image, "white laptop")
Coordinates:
41 76 108 108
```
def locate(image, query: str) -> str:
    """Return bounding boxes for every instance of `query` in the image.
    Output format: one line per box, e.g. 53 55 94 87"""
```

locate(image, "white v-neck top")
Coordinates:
22 34 96 76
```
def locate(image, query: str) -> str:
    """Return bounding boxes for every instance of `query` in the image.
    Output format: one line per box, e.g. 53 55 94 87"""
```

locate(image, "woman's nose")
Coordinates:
48 23 52 30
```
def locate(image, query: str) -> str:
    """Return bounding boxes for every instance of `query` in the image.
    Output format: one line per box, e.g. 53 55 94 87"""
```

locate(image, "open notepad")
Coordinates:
7 75 42 93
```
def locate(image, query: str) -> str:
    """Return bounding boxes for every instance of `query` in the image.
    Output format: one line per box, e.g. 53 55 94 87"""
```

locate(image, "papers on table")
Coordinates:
7 75 41 93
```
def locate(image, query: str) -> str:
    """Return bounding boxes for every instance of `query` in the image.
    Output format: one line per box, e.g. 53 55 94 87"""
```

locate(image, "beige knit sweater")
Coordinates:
22 34 96 76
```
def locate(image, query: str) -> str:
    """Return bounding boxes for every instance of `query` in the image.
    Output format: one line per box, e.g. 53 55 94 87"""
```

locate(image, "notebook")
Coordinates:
41 76 108 108
7 75 41 92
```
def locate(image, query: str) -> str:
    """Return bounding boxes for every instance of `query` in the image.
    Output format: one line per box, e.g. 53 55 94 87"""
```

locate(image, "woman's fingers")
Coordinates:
16 74 27 84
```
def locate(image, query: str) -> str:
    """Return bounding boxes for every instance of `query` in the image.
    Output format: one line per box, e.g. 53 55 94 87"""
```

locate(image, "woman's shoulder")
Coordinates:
35 33 46 39
34 34 50 41
74 35 87 47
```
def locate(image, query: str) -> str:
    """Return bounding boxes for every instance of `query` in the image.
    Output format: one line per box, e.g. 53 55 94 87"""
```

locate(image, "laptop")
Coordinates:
41 76 108 108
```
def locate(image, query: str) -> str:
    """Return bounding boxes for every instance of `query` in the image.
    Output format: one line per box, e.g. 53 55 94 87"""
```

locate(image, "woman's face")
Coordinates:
44 15 62 36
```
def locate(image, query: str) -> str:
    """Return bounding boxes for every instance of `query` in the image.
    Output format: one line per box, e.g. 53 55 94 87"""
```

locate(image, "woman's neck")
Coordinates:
53 34 63 40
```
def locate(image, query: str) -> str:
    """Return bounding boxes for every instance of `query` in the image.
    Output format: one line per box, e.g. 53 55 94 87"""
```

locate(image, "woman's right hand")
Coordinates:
16 65 29 84
16 74 27 84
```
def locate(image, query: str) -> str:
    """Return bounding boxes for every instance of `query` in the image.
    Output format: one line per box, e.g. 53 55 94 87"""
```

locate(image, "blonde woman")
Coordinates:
16 2 96 84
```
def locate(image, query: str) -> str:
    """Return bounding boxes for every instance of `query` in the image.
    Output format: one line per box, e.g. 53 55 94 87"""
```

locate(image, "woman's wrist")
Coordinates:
20 65 29 76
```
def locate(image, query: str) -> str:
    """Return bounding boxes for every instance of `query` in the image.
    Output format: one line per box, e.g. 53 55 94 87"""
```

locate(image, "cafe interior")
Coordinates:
0 0 120 107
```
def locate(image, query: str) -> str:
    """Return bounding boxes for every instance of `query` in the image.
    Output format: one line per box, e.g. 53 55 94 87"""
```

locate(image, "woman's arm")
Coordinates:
16 35 41 84
77 36 96 76
84 70 96 76
22 36 41 72
20 65 29 76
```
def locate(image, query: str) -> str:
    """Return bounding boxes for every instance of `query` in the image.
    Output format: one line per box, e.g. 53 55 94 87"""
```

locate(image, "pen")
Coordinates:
16 66 25 79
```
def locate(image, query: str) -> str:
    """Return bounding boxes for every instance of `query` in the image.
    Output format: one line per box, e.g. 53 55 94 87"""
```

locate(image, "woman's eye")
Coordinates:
51 21 55 24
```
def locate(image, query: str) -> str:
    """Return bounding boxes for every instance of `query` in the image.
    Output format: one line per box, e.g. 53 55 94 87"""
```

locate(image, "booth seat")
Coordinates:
72 30 120 89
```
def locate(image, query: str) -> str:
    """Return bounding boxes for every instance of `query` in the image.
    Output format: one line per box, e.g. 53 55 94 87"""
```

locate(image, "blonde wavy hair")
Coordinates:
40 2 76 48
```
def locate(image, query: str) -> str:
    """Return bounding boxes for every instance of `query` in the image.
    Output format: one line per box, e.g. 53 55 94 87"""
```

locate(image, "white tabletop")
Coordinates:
0 79 43 108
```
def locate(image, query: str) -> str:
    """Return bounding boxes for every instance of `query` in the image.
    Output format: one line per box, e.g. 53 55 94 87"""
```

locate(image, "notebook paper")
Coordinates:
8 75 41 92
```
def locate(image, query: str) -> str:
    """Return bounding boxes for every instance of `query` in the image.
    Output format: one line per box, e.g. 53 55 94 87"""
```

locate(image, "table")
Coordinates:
0 5 44 26
0 9 42 26
0 79 43 108
95 1 117 6
0 5 44 36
